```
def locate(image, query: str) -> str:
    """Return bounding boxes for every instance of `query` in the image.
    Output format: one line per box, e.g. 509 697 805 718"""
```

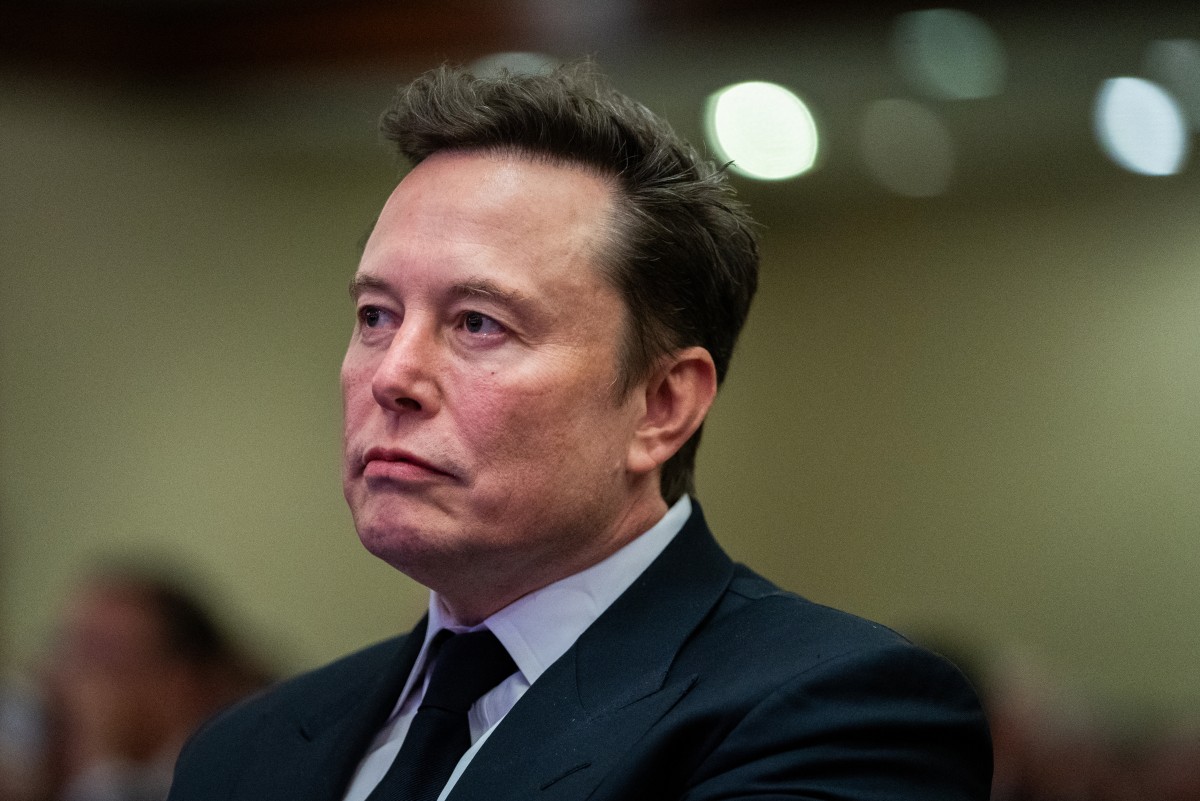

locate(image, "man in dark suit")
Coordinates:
169 63 991 800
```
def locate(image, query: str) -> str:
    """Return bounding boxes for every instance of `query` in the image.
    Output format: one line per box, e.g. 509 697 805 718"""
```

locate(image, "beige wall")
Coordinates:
3 70 1198 719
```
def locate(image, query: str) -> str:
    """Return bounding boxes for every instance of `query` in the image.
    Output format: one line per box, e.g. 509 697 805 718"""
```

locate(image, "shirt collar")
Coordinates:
420 495 691 688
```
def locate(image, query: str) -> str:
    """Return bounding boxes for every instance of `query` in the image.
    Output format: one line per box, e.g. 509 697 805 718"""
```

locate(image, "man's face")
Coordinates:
45 583 179 764
341 151 661 613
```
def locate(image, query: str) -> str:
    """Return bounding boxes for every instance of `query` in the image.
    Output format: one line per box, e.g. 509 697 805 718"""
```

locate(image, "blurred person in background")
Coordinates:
956 643 1200 801
33 565 270 801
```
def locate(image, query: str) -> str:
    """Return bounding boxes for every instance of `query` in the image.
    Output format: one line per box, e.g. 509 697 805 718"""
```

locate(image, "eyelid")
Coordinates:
451 309 506 342
466 309 503 325
357 303 397 328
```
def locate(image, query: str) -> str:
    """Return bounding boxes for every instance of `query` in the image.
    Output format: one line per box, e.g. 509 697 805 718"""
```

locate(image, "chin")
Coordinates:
354 510 453 574
357 525 425 576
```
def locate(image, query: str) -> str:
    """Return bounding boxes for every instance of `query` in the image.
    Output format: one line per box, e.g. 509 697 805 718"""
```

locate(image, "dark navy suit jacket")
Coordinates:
169 504 992 800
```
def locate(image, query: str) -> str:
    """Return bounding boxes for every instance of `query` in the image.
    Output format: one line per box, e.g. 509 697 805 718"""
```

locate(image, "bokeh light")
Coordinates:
1094 77 1188 176
704 81 819 181
860 99 955 197
893 8 1007 101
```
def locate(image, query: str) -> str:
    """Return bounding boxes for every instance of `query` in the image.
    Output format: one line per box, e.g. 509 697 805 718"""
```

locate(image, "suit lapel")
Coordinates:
241 618 429 801
447 504 734 800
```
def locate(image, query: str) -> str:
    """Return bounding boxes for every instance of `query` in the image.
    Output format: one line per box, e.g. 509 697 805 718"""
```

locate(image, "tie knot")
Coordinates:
421 630 517 714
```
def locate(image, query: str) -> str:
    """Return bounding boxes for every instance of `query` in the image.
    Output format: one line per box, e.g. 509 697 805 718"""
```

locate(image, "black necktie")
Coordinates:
366 629 518 801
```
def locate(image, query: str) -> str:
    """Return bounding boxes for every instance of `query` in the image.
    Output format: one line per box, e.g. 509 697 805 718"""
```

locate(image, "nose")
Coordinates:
370 321 440 415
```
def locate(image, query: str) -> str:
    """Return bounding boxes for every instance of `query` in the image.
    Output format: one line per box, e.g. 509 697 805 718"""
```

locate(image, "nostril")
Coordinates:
397 397 421 411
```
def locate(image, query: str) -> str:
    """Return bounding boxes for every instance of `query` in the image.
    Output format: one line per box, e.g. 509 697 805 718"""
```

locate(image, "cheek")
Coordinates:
460 378 625 476
453 378 558 467
456 389 537 460
340 363 374 427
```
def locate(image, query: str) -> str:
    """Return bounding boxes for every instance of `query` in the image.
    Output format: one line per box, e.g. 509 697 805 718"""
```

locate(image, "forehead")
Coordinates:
63 583 163 646
368 150 616 261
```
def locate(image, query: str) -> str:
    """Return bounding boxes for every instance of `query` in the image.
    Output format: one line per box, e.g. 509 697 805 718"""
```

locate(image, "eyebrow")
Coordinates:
449 277 533 309
348 274 388 300
347 274 537 315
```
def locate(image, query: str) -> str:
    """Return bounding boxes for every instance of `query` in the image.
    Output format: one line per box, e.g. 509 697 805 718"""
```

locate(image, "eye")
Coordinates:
462 311 506 337
358 306 385 327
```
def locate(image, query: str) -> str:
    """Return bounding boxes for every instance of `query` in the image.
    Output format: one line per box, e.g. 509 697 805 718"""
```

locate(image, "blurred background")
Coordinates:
2 0 1199 798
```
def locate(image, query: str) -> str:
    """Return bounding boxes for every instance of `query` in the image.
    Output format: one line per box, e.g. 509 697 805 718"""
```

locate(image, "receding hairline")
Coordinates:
409 142 628 189
357 142 627 252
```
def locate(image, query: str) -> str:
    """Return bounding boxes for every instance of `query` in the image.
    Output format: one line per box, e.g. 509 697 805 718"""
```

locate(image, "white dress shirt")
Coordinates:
341 496 692 801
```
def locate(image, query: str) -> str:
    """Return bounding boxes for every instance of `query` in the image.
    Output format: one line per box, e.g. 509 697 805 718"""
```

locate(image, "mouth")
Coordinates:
360 447 456 481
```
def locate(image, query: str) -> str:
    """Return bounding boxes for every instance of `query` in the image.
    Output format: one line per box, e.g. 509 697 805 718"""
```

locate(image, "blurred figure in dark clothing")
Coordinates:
930 640 1200 801
33 566 270 801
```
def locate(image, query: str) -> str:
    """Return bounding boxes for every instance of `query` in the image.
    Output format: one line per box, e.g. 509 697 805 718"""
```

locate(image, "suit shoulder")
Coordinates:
169 635 410 799
680 566 992 798
189 635 405 748
719 563 911 652
696 563 982 706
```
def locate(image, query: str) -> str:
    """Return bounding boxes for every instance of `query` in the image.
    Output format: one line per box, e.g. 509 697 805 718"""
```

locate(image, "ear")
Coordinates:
627 346 718 476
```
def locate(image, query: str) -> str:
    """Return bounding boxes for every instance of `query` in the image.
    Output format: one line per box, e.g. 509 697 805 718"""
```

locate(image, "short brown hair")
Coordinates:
380 62 759 504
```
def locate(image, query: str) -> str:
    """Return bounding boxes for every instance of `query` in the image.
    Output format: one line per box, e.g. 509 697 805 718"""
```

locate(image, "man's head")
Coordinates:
42 569 267 780
341 63 758 622
378 62 759 503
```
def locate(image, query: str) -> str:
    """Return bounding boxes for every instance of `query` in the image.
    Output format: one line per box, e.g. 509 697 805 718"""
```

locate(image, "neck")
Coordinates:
436 493 671 626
